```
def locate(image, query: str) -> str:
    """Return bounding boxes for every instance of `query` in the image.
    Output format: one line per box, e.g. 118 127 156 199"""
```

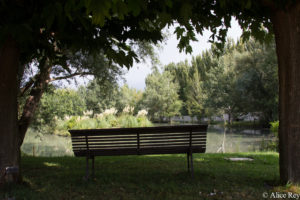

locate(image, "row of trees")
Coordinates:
165 38 278 125
33 38 278 129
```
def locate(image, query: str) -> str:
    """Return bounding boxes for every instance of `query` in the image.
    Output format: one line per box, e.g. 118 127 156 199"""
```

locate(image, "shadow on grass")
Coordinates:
2 153 281 200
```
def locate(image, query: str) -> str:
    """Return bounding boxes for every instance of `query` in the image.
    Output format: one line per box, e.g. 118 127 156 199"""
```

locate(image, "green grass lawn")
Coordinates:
1 152 299 200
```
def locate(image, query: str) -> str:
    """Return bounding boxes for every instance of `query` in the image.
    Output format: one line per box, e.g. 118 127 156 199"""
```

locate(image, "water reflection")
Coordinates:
206 125 274 153
21 130 73 157
21 125 275 157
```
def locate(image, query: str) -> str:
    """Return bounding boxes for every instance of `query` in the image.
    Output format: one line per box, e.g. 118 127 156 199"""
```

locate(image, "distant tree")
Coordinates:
201 39 278 124
233 39 278 123
143 70 182 121
185 65 205 121
165 61 190 115
204 45 247 124
79 78 121 114
187 49 219 119
118 84 143 113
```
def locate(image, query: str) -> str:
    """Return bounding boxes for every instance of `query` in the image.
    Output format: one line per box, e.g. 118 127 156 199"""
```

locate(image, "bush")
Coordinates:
260 139 278 152
137 116 152 127
119 115 139 128
73 118 98 129
259 120 279 152
270 120 279 137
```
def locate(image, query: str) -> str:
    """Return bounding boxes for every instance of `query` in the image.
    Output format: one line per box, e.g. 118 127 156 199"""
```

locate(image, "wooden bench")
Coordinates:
69 124 208 179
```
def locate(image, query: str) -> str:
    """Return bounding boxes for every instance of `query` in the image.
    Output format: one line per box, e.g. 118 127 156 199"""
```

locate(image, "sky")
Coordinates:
122 19 243 91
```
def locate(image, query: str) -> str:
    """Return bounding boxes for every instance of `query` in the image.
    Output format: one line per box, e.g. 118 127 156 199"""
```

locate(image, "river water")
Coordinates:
21 125 275 157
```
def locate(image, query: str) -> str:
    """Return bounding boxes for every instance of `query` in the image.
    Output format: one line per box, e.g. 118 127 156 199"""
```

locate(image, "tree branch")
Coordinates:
19 77 36 97
49 72 94 82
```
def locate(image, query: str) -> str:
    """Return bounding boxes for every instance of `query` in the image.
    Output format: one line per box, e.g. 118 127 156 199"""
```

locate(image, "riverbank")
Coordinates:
2 152 298 200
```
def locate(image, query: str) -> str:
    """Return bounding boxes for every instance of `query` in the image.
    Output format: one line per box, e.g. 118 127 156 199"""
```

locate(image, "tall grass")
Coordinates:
50 108 152 136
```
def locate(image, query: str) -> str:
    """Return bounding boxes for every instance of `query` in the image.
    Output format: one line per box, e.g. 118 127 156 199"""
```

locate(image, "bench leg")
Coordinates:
190 152 194 178
187 152 190 172
85 156 90 180
91 156 95 178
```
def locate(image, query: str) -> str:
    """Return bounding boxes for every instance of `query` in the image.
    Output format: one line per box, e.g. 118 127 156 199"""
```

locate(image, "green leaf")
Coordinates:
179 3 193 24
245 0 252 9
165 0 173 8
128 0 141 16
65 0 75 21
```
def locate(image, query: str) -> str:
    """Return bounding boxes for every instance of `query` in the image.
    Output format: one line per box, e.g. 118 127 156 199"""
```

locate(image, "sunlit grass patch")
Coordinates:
273 183 300 194
43 162 61 167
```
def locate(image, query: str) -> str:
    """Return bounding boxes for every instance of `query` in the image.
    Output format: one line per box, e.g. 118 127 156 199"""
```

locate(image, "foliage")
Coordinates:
185 64 206 120
143 69 182 121
165 61 190 115
163 38 278 125
78 78 121 114
118 85 144 114
79 80 144 116
270 121 279 135
1 1 171 68
31 88 86 130
260 139 278 152
259 121 279 152
232 40 278 123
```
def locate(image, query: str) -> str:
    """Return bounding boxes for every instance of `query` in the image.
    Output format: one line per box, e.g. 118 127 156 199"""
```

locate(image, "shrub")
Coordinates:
118 115 138 128
259 120 279 152
137 116 152 127
270 120 279 137
105 114 118 127
73 118 98 129
260 139 278 152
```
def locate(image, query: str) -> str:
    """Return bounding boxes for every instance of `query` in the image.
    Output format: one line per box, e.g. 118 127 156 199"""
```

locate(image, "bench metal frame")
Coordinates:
69 125 208 179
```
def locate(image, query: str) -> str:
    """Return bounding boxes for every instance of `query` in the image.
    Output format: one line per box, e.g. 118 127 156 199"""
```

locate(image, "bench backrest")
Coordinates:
69 125 208 157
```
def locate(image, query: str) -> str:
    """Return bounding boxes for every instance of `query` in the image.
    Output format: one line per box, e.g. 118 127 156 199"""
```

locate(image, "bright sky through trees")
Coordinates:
124 18 242 90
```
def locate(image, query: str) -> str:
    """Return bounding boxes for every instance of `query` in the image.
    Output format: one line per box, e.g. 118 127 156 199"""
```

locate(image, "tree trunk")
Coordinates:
271 2 300 184
0 37 20 184
18 62 51 146
227 112 232 125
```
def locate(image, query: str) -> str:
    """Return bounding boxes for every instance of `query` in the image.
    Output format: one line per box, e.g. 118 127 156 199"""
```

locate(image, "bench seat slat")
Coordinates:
71 135 136 140
73 146 206 157
72 138 137 143
140 132 206 137
140 139 204 144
